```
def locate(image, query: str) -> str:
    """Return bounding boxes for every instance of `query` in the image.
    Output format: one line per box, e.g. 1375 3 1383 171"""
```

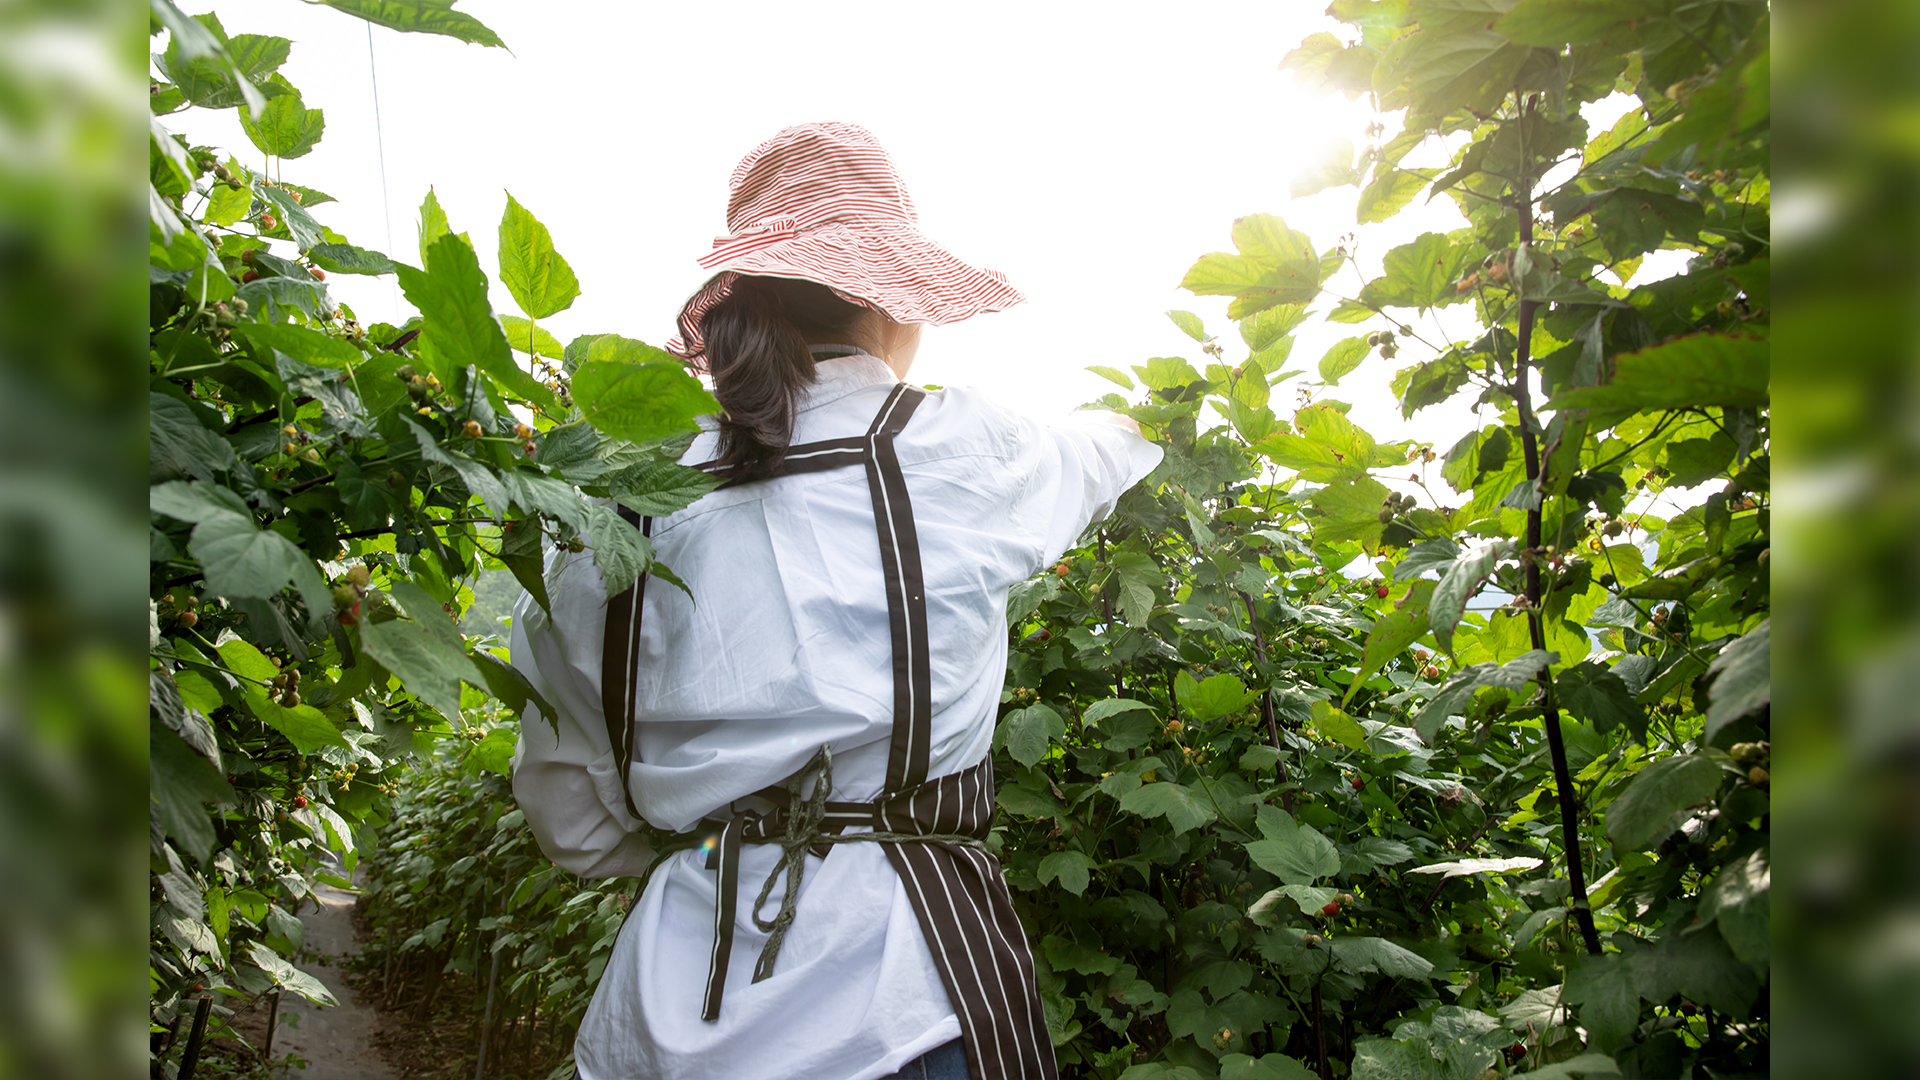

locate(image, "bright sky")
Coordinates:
166 1 1680 465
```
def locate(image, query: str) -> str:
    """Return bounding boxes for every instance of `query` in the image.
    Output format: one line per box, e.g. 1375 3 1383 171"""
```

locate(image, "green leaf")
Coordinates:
1331 937 1435 979
603 462 721 517
999 703 1067 767
1412 651 1554 743
246 941 338 1007
404 418 507 518
1554 662 1646 737
1429 540 1512 651
150 395 236 482
155 12 277 113
309 242 395 276
317 0 508 48
1109 544 1160 627
253 182 326 250
497 516 550 619
1181 214 1323 318
238 322 365 370
582 502 653 598
1494 0 1664 44
1086 365 1134 389
1221 1052 1319 1080
1042 934 1121 976
397 233 550 405
470 728 516 774
204 180 252 227
1696 847 1769 965
1037 851 1098 896
1346 583 1433 706
1309 700 1369 751
417 187 451 267
1085 697 1156 725
1120 781 1217 835
499 193 581 319
1508 1052 1623 1080
151 726 232 864
1249 884 1336 923
1349 1038 1447 1080
1317 336 1370 385
501 315 564 358
1546 334 1769 413
1356 168 1427 225
1368 232 1466 312
187 511 305 600
570 336 718 444
238 82 324 159
1703 619 1768 741
1245 818 1339 884
1606 754 1725 851
358 615 487 720
1563 952 1640 1051
1166 309 1208 342
1176 670 1258 721
1255 402 1384 483
1408 856 1542 879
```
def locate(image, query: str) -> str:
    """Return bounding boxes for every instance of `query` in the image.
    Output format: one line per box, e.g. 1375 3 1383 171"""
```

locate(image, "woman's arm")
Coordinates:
509 551 657 879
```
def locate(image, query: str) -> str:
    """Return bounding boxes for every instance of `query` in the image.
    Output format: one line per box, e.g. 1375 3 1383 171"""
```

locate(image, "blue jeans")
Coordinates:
876 1038 969 1080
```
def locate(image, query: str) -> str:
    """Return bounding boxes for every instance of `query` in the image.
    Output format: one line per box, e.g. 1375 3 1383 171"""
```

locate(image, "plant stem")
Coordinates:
1509 97 1604 957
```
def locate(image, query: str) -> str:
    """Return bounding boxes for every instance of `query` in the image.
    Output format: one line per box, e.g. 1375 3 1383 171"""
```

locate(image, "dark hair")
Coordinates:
693 276 872 481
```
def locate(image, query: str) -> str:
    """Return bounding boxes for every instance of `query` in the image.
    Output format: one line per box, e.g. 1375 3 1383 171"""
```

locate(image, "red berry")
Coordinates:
1350 775 1365 791
241 269 260 284
259 213 277 231
1320 902 1341 916
310 266 326 281
1052 563 1069 577
1037 629 1051 641
241 249 258 265
292 796 308 809
176 610 198 628
1375 585 1390 598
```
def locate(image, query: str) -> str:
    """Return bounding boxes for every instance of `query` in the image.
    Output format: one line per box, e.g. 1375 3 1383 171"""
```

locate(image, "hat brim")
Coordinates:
667 222 1024 362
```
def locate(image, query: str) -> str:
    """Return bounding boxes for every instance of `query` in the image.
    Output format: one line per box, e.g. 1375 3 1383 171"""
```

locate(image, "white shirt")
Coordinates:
509 353 1161 1080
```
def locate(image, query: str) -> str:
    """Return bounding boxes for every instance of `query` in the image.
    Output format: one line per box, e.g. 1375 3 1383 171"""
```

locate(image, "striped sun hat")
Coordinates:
667 122 1026 362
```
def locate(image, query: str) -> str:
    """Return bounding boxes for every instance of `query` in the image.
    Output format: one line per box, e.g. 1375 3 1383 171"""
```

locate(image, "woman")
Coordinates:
510 122 1162 1080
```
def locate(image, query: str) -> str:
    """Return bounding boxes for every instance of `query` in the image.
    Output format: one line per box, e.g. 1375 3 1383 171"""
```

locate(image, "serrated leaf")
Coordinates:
604 462 720 517
1331 937 1434 979
318 0 508 48
582 501 653 598
1245 820 1339 884
1120 781 1217 835
1176 670 1258 721
1546 334 1768 414
501 315 564 358
1607 754 1725 851
358 615 487 720
1084 697 1156 725
570 336 717 444
1309 700 1369 751
245 941 338 1006
1703 619 1768 740
1429 540 1511 651
1317 335 1370 385
1038 850 1098 896
999 703 1067 767
499 192 580 319
151 396 237 483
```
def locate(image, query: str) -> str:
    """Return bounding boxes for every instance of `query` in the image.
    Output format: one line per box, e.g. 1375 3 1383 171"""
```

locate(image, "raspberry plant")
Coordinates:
992 3 1770 1077
147 2 716 1069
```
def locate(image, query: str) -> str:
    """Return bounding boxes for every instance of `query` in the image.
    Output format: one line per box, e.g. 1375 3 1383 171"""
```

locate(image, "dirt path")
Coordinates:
277 874 401 1079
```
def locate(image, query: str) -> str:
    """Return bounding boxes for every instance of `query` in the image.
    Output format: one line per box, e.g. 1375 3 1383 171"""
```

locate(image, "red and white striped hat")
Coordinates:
667 122 1025 362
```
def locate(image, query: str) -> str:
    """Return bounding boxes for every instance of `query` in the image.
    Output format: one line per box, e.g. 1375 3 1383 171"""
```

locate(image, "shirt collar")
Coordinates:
797 347 899 414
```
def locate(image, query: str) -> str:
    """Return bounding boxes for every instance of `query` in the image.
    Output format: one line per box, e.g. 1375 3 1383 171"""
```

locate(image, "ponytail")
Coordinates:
692 276 872 481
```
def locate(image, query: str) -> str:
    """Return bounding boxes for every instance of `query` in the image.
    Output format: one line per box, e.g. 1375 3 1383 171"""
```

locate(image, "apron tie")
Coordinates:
701 745 988 1021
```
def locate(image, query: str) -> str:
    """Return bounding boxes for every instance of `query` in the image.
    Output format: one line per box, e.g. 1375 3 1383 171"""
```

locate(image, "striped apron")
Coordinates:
599 382 1059 1080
